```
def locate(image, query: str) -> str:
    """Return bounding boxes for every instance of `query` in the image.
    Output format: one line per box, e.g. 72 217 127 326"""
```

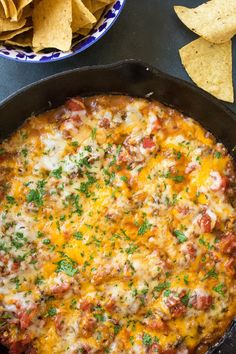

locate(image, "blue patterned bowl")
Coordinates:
0 0 126 63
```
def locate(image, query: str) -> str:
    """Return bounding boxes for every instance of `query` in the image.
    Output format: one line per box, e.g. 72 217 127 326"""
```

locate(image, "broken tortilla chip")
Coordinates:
7 0 18 21
174 0 236 44
0 14 26 32
72 0 96 33
0 25 31 40
78 24 93 36
179 38 234 103
0 0 9 17
15 0 32 13
7 28 32 47
82 0 92 12
32 0 72 52
91 0 107 13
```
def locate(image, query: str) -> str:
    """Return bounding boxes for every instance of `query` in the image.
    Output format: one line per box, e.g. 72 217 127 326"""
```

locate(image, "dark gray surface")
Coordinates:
0 0 235 112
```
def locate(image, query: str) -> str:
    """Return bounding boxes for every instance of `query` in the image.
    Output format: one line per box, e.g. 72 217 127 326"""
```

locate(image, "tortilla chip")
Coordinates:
32 0 72 52
0 0 9 17
15 0 32 13
72 0 96 33
7 0 18 20
174 0 236 44
94 8 106 20
0 15 26 32
0 25 31 40
82 0 92 11
78 25 93 36
179 38 234 103
98 0 114 3
6 28 32 47
90 1 107 13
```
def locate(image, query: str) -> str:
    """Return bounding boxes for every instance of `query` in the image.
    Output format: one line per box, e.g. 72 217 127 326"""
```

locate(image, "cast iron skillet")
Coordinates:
0 60 235 354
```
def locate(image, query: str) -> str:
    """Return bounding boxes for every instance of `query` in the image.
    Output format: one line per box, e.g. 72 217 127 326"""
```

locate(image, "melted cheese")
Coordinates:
0 95 235 354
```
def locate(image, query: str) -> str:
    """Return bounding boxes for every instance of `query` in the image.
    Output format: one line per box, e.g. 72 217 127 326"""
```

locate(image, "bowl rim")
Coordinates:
0 0 126 64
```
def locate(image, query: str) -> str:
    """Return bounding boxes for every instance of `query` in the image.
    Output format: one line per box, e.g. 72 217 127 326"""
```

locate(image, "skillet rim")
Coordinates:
0 58 235 122
0 59 235 354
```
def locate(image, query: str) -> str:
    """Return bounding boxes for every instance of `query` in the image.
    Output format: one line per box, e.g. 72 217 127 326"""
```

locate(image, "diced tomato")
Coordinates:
191 294 212 310
152 118 162 132
11 262 20 271
142 137 155 149
185 162 197 174
225 257 235 273
148 343 161 353
218 233 236 255
9 336 32 354
177 206 190 216
66 98 85 112
54 314 64 334
187 243 197 259
81 315 97 337
210 172 229 192
80 299 92 312
18 308 36 330
146 318 167 331
166 294 187 318
105 299 116 312
117 149 131 165
9 343 26 354
51 282 70 296
99 118 110 129
198 213 212 233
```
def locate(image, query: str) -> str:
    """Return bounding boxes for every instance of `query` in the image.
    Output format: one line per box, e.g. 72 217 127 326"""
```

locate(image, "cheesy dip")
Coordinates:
0 95 235 354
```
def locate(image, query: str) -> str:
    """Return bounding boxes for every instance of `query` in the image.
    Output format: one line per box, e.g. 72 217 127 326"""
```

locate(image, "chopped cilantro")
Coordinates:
142 333 153 346
153 281 170 293
10 277 21 289
42 238 51 245
71 141 79 147
35 276 45 285
37 231 44 238
114 324 121 335
213 283 225 296
214 151 222 159
183 275 189 285
125 244 138 255
173 230 187 243
199 237 214 250
6 195 16 205
55 259 77 277
138 219 151 236
70 299 77 309
181 293 190 306
172 175 184 183
21 148 28 158
26 180 46 207
163 290 171 297
120 175 128 182
91 128 97 139
130 336 135 346
51 166 62 179
47 307 57 317
94 313 105 322
74 231 83 240
69 194 83 216
176 151 182 159
202 267 218 281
